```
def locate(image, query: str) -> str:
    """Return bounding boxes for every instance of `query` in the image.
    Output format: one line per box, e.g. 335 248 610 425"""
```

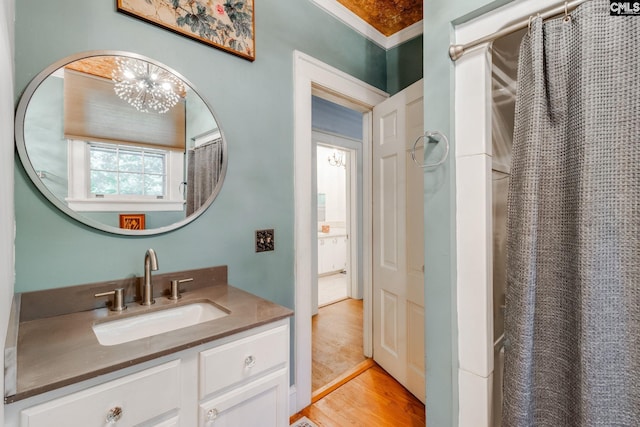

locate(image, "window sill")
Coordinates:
66 198 185 212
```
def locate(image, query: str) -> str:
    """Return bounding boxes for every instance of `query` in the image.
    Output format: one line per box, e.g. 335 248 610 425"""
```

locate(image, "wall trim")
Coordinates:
292 50 387 413
453 1 567 425
0 1 15 423
310 0 422 49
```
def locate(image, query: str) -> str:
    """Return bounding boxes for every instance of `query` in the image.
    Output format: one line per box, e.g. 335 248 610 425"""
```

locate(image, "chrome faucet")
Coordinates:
142 248 159 305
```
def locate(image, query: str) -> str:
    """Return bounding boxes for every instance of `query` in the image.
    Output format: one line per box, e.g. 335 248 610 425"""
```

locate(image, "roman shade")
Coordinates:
63 68 185 150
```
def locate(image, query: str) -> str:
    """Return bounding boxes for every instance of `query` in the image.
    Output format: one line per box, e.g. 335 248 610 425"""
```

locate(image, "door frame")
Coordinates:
292 50 388 413
453 0 566 424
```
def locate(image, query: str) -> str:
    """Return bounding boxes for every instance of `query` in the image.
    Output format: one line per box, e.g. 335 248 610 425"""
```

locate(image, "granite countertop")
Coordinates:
4 266 293 403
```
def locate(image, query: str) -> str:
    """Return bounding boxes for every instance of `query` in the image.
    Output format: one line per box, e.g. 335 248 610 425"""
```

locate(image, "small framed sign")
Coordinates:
119 214 145 230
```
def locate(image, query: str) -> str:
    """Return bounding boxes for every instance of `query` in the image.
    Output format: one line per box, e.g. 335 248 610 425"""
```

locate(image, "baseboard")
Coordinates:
289 384 297 416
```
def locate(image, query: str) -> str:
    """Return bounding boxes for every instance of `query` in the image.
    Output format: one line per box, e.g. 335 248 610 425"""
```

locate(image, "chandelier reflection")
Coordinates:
112 57 184 114
328 150 347 168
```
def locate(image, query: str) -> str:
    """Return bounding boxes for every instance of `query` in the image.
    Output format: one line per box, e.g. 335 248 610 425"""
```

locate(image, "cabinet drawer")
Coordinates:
199 368 288 427
199 324 288 398
21 360 181 427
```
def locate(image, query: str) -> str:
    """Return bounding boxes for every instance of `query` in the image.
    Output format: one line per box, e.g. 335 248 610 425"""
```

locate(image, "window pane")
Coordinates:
119 150 143 173
119 172 144 195
144 153 165 174
145 174 164 196
90 147 117 171
91 171 118 194
88 143 167 198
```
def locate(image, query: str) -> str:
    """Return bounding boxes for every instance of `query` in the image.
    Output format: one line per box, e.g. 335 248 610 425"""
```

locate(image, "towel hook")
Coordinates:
411 131 450 168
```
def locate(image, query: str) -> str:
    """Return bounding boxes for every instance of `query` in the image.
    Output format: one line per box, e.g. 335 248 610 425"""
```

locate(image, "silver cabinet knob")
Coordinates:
105 406 123 423
206 408 219 421
244 355 256 368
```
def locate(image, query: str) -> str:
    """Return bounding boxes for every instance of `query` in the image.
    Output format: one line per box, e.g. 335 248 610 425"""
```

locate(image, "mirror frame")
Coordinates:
15 50 228 236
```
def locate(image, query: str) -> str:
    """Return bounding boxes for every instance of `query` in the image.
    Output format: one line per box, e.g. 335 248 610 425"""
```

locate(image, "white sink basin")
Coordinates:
93 302 229 346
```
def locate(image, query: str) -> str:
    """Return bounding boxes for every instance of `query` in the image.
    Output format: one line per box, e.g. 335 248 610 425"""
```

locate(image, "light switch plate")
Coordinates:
256 229 275 252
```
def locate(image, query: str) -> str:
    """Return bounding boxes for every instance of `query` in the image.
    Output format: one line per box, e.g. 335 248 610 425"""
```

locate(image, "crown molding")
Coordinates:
311 0 423 50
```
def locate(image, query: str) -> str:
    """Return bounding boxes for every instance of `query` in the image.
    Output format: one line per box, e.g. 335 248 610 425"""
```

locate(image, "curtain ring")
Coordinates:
528 14 541 34
563 1 571 23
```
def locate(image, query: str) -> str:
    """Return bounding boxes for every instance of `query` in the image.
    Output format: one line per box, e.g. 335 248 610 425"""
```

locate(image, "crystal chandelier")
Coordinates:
328 150 346 167
112 57 184 114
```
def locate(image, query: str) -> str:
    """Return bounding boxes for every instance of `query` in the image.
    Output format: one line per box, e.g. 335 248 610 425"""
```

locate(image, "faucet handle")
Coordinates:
95 288 127 312
169 278 193 300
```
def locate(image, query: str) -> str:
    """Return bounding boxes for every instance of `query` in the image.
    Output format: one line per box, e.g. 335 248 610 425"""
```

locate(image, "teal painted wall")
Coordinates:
23 76 67 200
386 35 423 95
14 1 387 307
312 96 363 140
423 1 515 426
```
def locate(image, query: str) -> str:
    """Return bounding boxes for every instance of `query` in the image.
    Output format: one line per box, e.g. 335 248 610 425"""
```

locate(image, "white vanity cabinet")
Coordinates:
318 234 348 275
5 319 290 427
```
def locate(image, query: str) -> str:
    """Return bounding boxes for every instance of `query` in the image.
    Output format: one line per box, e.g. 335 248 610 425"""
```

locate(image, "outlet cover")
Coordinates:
256 229 275 252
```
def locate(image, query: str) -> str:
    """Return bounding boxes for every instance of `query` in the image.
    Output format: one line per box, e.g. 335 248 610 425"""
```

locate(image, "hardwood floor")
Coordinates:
293 364 426 426
297 298 425 426
312 298 367 391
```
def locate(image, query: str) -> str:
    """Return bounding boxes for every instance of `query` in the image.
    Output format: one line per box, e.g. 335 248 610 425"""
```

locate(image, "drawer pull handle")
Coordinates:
206 408 219 421
105 406 123 423
245 355 256 368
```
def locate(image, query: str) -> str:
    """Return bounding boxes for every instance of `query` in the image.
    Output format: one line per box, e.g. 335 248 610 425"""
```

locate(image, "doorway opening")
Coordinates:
293 50 388 412
311 117 367 394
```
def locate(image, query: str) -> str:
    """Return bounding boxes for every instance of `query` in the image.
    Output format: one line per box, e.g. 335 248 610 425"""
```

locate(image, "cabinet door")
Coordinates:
325 236 347 272
329 238 338 271
20 361 180 427
199 368 288 427
318 237 329 275
335 236 348 270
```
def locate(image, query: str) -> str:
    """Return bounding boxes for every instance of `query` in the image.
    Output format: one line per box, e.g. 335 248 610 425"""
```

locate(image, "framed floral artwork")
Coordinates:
116 0 255 61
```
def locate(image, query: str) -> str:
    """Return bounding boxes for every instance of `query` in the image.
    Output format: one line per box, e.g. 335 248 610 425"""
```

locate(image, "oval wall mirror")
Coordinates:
15 51 227 235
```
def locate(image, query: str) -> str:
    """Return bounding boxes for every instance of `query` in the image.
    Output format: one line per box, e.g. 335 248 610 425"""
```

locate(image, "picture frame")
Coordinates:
119 214 146 230
116 0 255 61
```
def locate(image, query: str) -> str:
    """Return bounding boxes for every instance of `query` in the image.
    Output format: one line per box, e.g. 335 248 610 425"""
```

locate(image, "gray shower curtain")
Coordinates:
503 1 640 426
186 140 222 216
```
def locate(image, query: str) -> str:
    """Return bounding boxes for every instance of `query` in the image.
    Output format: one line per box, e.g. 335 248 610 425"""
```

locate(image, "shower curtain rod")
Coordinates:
449 0 589 61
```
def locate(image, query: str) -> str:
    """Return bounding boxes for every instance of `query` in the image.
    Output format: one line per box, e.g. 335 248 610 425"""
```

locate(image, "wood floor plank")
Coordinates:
312 298 367 391
298 297 425 426
298 364 426 427
312 358 375 402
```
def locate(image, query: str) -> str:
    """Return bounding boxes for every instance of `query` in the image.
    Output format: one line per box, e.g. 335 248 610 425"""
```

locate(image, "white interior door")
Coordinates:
372 79 425 402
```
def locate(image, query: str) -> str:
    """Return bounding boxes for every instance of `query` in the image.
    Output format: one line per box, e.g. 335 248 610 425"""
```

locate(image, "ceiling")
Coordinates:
337 0 423 37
